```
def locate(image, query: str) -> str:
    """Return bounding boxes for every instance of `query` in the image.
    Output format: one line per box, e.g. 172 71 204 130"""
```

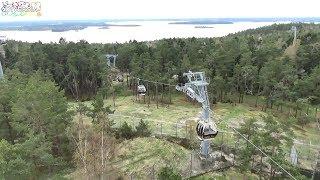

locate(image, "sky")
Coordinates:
1 0 320 21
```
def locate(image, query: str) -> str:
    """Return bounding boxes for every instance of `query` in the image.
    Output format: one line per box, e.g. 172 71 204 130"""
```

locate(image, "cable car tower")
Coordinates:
137 78 146 96
291 26 297 45
176 71 218 158
0 60 3 79
106 54 118 68
0 35 6 79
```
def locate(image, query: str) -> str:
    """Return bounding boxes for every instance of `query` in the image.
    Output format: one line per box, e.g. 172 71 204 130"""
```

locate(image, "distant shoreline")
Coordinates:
99 24 141 29
0 24 141 32
1 17 320 32
169 21 233 25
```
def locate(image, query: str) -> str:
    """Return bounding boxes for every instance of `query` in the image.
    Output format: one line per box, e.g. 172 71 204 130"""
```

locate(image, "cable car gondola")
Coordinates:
196 121 218 140
0 36 6 45
177 71 189 87
137 85 146 95
137 78 146 96
117 74 124 82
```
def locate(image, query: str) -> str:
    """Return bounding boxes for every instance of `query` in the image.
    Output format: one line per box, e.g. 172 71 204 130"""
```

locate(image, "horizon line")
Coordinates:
1 16 320 22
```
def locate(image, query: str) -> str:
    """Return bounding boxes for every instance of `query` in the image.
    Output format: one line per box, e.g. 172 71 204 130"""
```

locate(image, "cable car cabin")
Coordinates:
196 122 218 140
117 75 124 82
0 36 6 45
137 85 146 96
177 72 189 87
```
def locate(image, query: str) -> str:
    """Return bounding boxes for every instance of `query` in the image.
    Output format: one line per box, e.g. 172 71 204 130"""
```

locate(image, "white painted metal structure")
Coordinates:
176 71 218 157
0 38 5 79
106 54 118 67
290 146 298 165
0 36 6 45
0 60 3 79
291 26 297 45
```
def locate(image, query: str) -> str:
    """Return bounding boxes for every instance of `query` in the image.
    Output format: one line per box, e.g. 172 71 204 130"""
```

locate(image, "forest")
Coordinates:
0 23 320 179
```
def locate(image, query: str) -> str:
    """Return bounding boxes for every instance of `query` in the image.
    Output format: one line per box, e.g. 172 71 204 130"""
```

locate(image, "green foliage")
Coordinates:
2 23 320 178
236 115 299 177
89 93 115 134
0 133 56 179
4 41 109 100
0 71 73 177
3 23 320 106
116 119 152 139
135 119 152 137
236 118 260 171
157 166 182 180
117 121 135 139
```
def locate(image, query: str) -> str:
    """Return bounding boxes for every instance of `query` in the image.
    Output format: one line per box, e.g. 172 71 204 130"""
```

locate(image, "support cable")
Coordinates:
231 126 297 180
131 76 176 87
128 75 297 179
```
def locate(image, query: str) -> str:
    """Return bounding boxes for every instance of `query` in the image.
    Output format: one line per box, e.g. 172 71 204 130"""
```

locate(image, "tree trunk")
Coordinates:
270 146 275 179
101 130 104 180
169 85 172 104
73 76 79 101
126 75 129 87
84 136 88 177
147 82 150 107
259 154 263 179
156 83 158 109
113 90 115 108
5 118 14 144
161 84 164 104
132 80 135 98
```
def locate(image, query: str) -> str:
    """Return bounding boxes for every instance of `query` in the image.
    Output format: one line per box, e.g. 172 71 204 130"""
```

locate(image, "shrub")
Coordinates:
135 119 152 137
117 122 135 139
158 167 182 180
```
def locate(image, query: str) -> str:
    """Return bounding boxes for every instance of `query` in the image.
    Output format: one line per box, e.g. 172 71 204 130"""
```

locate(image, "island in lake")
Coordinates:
0 20 141 32
194 26 214 29
169 20 233 25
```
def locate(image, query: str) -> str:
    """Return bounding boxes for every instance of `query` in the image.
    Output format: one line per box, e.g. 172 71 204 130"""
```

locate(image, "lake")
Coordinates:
0 21 279 43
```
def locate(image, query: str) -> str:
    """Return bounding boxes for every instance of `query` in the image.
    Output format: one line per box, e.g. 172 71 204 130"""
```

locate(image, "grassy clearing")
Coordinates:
68 93 320 176
69 94 319 148
190 168 259 180
215 102 266 129
191 169 259 180
114 137 190 178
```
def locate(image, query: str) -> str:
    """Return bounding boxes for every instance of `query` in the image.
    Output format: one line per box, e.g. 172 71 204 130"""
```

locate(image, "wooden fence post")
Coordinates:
161 84 164 105
126 75 129 87
175 123 178 138
136 80 138 101
147 82 150 107
169 84 172 104
143 80 146 104
113 90 115 108
190 153 193 177
132 79 135 99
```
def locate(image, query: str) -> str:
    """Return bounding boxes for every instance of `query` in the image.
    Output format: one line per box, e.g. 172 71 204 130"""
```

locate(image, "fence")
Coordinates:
108 113 319 179
107 78 320 178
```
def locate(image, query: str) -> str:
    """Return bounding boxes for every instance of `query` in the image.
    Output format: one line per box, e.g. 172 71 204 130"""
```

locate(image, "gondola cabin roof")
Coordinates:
0 36 6 44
